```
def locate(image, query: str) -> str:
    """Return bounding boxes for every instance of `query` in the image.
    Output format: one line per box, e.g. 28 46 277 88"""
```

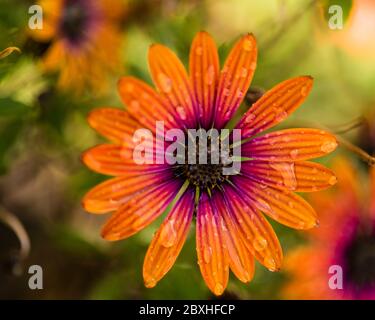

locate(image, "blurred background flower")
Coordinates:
0 0 375 299
283 159 375 299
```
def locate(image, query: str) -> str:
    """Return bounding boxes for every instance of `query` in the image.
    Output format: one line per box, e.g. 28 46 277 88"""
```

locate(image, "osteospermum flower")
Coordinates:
82 31 338 295
283 159 375 300
30 0 124 93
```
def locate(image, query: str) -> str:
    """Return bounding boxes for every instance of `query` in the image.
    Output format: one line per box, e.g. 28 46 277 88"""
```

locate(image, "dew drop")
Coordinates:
274 108 288 122
205 65 215 85
176 106 187 120
223 88 231 96
328 175 337 185
145 277 157 288
214 282 224 295
195 46 203 55
249 61 257 70
236 89 244 98
270 162 297 190
240 67 248 78
243 39 253 51
253 236 268 252
289 149 299 159
159 219 177 248
264 254 277 271
158 73 172 93
203 246 212 264
244 112 256 124
320 140 338 153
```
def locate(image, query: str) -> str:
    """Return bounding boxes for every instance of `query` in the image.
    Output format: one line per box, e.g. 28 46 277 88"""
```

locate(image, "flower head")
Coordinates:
82 31 338 295
283 159 375 299
30 0 125 94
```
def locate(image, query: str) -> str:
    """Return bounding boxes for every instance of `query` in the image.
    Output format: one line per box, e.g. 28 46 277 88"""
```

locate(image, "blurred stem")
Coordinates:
0 207 30 260
337 137 375 166
330 117 365 134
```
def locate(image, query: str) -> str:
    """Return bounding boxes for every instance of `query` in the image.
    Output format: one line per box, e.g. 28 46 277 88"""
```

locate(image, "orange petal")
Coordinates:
214 33 257 128
82 172 174 214
213 194 255 283
88 108 141 144
242 129 338 161
237 76 314 138
82 144 168 176
143 190 194 288
189 31 220 128
118 77 181 131
196 194 229 296
148 44 197 128
234 176 318 230
101 180 181 240
241 160 337 192
223 186 283 271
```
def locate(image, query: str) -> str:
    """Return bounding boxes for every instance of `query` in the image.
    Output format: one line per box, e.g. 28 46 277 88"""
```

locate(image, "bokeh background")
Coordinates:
0 0 375 299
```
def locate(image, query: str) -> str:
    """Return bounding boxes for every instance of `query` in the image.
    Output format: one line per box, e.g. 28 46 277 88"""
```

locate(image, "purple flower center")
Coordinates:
59 0 98 46
173 135 233 190
344 232 375 290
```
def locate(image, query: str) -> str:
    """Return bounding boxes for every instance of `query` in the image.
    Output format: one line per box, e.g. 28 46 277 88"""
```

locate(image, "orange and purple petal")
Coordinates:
233 176 319 230
222 186 283 271
241 160 337 192
148 44 197 128
101 180 182 240
196 194 229 295
82 171 175 214
189 31 220 128
143 189 195 288
241 129 338 161
236 76 313 138
214 34 257 129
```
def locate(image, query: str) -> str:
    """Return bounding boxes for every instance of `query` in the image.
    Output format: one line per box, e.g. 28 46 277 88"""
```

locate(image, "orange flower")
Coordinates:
30 0 125 94
82 31 338 295
283 159 375 300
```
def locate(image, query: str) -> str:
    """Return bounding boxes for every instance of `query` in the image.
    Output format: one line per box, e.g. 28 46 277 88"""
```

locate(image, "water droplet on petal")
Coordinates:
223 88 230 96
240 67 248 78
328 175 337 185
214 282 224 295
243 39 253 51
203 246 212 264
249 61 257 70
253 236 268 252
176 106 187 120
264 254 277 271
290 149 299 159
205 65 215 85
145 277 157 288
158 73 172 93
196 46 203 55
236 89 244 98
244 112 256 124
270 162 297 190
274 108 288 122
159 219 177 248
320 140 338 153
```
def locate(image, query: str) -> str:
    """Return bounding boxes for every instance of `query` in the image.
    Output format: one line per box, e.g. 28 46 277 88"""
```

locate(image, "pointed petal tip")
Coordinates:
144 277 158 288
213 282 225 296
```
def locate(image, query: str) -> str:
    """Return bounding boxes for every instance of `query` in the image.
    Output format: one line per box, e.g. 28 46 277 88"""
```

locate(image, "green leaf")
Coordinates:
0 97 30 117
